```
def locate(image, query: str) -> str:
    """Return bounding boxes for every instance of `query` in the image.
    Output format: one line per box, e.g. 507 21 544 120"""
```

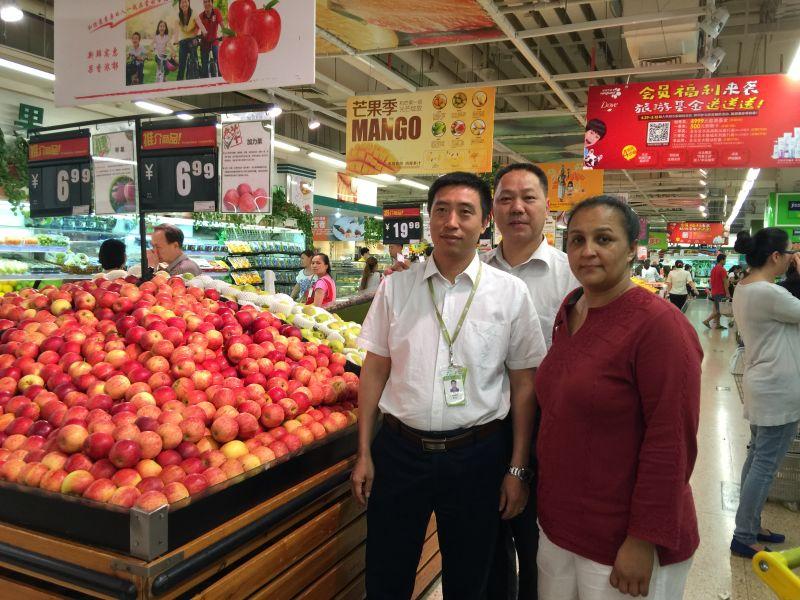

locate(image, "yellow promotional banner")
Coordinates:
541 159 604 212
346 87 496 176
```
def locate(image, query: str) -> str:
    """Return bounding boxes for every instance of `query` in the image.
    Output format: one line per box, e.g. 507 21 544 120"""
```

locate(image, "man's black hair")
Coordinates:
99 239 126 270
427 171 492 219
493 163 549 197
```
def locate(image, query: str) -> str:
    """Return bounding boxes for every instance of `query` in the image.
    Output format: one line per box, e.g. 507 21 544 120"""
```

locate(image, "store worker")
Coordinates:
730 228 800 558
703 253 730 329
485 162 578 600
148 224 201 277
291 250 316 301
306 253 336 307
352 171 546 600
536 196 701 600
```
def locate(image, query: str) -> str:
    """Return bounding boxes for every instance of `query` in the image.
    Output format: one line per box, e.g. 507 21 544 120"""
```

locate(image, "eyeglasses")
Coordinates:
781 250 798 255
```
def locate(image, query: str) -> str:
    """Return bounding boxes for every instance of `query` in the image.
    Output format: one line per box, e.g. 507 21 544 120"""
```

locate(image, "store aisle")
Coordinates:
421 296 800 600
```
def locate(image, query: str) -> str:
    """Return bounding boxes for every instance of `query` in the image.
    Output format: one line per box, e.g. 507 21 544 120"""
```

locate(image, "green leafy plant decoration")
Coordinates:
269 185 313 250
363 216 383 243
0 130 29 216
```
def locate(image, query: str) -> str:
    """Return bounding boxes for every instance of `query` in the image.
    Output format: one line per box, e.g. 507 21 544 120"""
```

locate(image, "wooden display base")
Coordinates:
0 458 441 599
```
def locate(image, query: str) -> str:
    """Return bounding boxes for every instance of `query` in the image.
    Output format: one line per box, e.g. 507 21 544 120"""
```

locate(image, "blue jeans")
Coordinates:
734 421 800 545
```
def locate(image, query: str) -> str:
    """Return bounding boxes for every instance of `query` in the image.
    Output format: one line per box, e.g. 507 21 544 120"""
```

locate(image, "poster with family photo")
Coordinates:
54 0 314 107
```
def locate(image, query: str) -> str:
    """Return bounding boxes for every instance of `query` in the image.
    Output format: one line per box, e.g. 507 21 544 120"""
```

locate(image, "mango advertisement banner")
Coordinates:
540 159 604 211
346 87 496 176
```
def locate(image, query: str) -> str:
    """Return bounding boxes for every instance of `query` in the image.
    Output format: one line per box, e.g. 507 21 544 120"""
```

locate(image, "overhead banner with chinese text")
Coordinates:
346 87 495 175
54 0 314 107
584 74 800 170
667 222 727 245
540 159 604 211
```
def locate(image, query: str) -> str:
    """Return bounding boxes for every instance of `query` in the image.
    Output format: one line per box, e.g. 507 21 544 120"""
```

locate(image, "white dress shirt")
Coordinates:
483 237 578 348
359 253 547 431
641 266 659 282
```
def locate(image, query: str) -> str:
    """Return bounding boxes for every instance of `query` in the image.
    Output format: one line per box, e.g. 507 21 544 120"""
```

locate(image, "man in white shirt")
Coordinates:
640 260 660 283
485 163 579 600
352 172 547 600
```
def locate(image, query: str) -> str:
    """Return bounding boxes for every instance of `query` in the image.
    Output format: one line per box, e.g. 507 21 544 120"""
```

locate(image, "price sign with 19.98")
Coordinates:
383 205 423 244
28 131 93 217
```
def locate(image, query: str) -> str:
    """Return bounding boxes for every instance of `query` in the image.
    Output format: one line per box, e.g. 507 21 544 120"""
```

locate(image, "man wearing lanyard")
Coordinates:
485 163 579 600
352 171 547 599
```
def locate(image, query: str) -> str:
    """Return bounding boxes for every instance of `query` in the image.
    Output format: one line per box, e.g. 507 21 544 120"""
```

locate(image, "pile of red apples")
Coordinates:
0 273 358 512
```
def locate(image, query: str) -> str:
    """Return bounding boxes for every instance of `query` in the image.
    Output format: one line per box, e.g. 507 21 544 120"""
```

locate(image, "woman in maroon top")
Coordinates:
535 196 702 599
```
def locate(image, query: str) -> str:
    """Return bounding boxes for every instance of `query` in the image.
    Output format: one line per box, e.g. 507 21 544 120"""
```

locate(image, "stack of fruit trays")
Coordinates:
0 271 359 513
186 276 367 367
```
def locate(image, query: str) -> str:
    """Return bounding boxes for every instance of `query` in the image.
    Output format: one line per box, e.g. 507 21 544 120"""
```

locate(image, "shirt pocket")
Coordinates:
458 320 509 370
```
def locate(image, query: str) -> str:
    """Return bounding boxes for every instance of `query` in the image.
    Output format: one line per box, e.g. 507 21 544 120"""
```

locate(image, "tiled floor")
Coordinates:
422 299 800 600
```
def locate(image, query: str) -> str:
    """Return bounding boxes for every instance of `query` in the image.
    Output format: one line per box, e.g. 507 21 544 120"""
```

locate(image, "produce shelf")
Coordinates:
0 245 69 253
0 273 97 280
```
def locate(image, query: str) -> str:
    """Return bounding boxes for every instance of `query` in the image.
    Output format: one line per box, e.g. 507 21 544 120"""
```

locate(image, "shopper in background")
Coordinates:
352 172 546 600
148 224 201 276
730 228 800 559
307 253 336 307
684 263 698 298
485 162 578 600
728 265 745 297
388 243 404 262
359 257 382 292
640 259 659 283
536 196 701 600
703 254 730 329
665 259 697 310
290 250 316 301
96 239 128 281
359 247 371 262
778 260 800 300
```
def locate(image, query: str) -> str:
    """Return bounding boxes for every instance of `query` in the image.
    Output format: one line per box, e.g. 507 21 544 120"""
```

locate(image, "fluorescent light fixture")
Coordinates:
699 192 708 199
699 179 707 186
273 139 301 153
698 169 708 177
789 43 800 80
215 123 222 129
308 113 321 130
92 156 136 166
308 151 347 169
176 113 194 121
399 179 430 191
0 1 23 22
0 57 53 80
373 174 397 182
267 102 282 119
334 210 341 218
698 205 707 212
134 100 173 115
725 168 761 229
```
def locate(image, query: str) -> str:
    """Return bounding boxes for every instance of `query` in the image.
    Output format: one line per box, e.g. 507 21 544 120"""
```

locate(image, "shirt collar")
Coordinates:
488 236 553 270
424 252 481 284
167 252 187 272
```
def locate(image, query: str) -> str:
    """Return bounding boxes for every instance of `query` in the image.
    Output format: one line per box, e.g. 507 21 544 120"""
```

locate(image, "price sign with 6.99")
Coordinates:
138 121 219 213
28 131 93 217
383 204 423 244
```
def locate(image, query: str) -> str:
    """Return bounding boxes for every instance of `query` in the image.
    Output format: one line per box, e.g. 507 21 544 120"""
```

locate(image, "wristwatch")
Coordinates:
507 466 534 483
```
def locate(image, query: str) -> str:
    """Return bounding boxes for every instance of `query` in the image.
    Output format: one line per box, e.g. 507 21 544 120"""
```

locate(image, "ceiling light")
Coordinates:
699 7 730 38
273 139 301 153
745 168 761 182
373 174 397 182
308 151 346 169
726 168 760 229
700 47 726 73
0 1 23 22
308 113 321 130
698 169 708 177
334 210 341 218
789 43 800 80
176 113 194 121
266 96 282 119
699 179 707 186
134 100 173 115
698 205 707 212
399 179 430 191
699 192 707 199
0 57 53 80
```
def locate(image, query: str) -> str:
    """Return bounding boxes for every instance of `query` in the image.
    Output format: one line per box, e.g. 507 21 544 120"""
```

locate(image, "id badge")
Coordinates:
441 365 468 407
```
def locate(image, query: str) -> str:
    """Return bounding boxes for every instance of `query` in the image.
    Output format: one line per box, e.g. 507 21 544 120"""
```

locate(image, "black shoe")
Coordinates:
730 538 769 558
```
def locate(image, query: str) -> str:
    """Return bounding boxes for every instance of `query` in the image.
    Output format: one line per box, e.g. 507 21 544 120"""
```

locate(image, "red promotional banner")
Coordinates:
29 135 90 162
667 222 727 245
141 125 217 150
383 206 421 218
584 74 800 170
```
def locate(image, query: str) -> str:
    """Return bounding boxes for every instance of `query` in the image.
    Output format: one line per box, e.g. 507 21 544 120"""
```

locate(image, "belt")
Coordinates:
382 413 503 453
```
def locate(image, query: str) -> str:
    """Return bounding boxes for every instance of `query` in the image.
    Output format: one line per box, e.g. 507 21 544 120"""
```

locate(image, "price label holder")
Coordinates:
28 130 93 218
382 204 423 245
138 117 219 213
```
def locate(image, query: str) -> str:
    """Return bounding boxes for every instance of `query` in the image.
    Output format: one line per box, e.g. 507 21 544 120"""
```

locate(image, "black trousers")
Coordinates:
486 416 539 600
669 293 688 310
366 423 508 600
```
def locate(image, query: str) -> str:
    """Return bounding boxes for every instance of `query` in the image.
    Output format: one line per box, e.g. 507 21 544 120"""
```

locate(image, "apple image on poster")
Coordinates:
220 0 282 83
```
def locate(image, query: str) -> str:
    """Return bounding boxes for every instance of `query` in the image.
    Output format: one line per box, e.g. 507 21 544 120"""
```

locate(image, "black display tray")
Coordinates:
0 426 356 558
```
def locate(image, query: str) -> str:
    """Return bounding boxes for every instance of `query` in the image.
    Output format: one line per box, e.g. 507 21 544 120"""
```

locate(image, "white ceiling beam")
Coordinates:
495 109 576 120
515 9 705 39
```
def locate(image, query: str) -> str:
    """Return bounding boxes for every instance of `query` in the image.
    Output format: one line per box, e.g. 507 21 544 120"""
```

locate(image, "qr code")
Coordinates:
647 121 670 146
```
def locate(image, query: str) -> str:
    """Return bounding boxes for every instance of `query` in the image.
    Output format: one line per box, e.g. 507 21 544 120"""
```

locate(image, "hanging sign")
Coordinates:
383 204 422 244
584 74 800 170
312 216 329 242
92 130 136 214
138 119 218 213
540 159 604 211
667 222 727 245
28 131 93 218
220 121 271 214
346 86 496 176
53 0 315 107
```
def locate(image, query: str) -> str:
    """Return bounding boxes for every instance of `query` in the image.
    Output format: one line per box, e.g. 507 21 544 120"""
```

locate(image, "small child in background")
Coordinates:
127 32 146 85
153 21 172 82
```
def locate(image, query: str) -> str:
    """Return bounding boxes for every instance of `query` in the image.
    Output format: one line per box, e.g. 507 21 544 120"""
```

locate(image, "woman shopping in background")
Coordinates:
730 228 800 558
665 259 697 310
358 256 382 292
290 250 315 301
306 253 336 307
535 196 702 599
176 0 206 80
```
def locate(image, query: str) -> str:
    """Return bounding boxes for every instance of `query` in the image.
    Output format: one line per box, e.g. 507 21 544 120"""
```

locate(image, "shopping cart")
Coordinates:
753 548 800 599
